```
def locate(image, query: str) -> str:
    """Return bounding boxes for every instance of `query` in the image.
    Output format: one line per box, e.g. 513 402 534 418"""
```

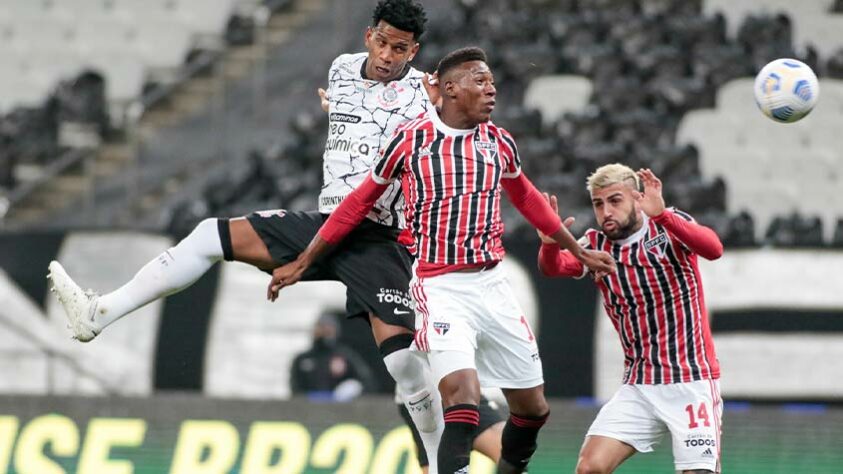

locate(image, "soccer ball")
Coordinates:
753 58 819 123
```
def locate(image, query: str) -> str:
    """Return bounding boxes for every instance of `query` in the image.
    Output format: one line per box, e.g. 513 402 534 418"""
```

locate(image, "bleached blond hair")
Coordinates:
586 163 640 193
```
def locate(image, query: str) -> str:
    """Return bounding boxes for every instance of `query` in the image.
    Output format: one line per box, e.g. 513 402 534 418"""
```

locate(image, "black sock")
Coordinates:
500 411 549 471
438 404 479 473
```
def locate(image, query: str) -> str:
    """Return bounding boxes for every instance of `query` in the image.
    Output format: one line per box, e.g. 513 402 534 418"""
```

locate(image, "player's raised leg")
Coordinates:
48 217 275 342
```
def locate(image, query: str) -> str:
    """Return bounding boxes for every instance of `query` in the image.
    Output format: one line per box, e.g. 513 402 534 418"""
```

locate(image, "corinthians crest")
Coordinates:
377 82 403 107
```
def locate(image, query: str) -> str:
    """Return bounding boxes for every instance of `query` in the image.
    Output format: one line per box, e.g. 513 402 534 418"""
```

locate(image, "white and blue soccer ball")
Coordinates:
754 58 819 123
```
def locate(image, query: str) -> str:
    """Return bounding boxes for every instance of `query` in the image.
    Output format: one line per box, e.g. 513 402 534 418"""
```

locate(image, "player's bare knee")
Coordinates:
504 386 548 417
523 396 549 418
438 371 480 408
575 456 611 474
440 385 480 408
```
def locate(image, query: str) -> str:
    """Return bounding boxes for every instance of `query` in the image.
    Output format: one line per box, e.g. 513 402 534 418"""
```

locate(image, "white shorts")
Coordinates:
410 264 543 389
587 379 722 472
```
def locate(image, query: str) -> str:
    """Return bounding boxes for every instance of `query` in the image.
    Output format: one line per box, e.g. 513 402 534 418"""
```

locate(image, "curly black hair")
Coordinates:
372 0 427 40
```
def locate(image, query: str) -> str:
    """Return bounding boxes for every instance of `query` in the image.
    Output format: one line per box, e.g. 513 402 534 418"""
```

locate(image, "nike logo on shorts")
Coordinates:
393 308 411 315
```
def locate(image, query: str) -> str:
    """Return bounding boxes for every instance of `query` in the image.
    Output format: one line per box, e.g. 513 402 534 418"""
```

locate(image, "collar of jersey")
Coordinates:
610 212 650 247
359 58 412 82
428 107 476 136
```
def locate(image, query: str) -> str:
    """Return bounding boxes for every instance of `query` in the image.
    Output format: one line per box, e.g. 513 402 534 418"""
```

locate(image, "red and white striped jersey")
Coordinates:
581 210 720 385
371 109 521 275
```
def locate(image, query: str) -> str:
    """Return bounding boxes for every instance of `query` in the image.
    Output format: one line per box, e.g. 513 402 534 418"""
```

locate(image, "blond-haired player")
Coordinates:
538 164 724 474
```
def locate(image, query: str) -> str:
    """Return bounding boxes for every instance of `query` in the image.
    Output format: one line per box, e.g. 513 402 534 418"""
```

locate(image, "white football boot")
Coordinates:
47 261 101 342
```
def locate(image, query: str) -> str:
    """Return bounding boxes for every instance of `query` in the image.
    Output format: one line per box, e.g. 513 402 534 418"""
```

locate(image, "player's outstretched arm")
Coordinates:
534 194 589 278
502 173 616 277
637 169 723 260
267 175 389 300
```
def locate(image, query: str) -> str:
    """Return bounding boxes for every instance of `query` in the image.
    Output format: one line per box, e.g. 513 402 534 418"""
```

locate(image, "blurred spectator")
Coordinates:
833 219 843 248
290 313 376 402
738 14 795 73
828 48 843 79
225 14 256 46
0 138 15 190
765 213 824 247
723 211 756 248
53 71 110 138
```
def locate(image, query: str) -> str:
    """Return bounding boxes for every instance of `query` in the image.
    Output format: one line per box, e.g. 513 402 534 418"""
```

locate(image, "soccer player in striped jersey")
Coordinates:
536 164 724 474
267 46 617 474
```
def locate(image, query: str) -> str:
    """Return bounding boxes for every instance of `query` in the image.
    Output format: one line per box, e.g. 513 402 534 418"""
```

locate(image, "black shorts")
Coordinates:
243 210 415 330
398 396 506 467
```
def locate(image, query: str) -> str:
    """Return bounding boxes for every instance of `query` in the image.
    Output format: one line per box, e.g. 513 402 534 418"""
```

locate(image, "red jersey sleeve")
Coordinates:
317 176 389 244
500 173 562 237
538 243 587 278
652 208 724 260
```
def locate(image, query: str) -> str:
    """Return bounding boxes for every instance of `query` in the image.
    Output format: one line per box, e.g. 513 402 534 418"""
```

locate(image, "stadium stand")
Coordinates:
1 0 842 249
679 79 843 241
523 75 593 126
0 0 295 224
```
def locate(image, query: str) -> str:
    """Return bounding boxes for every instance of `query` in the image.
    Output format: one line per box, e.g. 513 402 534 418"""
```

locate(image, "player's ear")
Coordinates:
364 26 373 47
408 42 420 61
444 78 457 99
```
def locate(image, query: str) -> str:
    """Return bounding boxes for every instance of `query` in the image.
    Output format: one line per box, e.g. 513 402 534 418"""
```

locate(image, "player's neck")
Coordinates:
438 105 479 130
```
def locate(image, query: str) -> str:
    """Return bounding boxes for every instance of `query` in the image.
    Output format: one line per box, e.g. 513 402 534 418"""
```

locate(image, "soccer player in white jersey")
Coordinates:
266 47 617 474
47 0 448 467
536 164 724 473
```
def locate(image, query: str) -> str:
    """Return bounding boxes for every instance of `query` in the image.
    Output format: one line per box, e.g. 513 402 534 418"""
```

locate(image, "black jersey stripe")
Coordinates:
629 241 665 384
663 234 703 381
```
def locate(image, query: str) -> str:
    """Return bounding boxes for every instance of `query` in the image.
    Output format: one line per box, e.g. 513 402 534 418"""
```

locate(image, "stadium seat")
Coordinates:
2 0 65 21
114 0 236 38
5 19 75 55
0 75 53 113
705 0 835 36
135 21 194 70
524 75 592 126
708 0 843 60
68 0 133 23
84 54 146 104
180 0 237 37
793 16 843 59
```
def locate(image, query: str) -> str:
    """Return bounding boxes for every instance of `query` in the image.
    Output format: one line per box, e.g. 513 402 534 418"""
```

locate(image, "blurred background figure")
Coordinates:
290 312 376 401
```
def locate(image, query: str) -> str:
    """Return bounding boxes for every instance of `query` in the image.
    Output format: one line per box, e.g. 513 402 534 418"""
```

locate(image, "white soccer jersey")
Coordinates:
319 52 430 227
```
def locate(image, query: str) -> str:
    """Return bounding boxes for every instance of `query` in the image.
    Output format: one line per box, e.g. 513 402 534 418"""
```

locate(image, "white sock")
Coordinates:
383 348 444 474
94 218 224 330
